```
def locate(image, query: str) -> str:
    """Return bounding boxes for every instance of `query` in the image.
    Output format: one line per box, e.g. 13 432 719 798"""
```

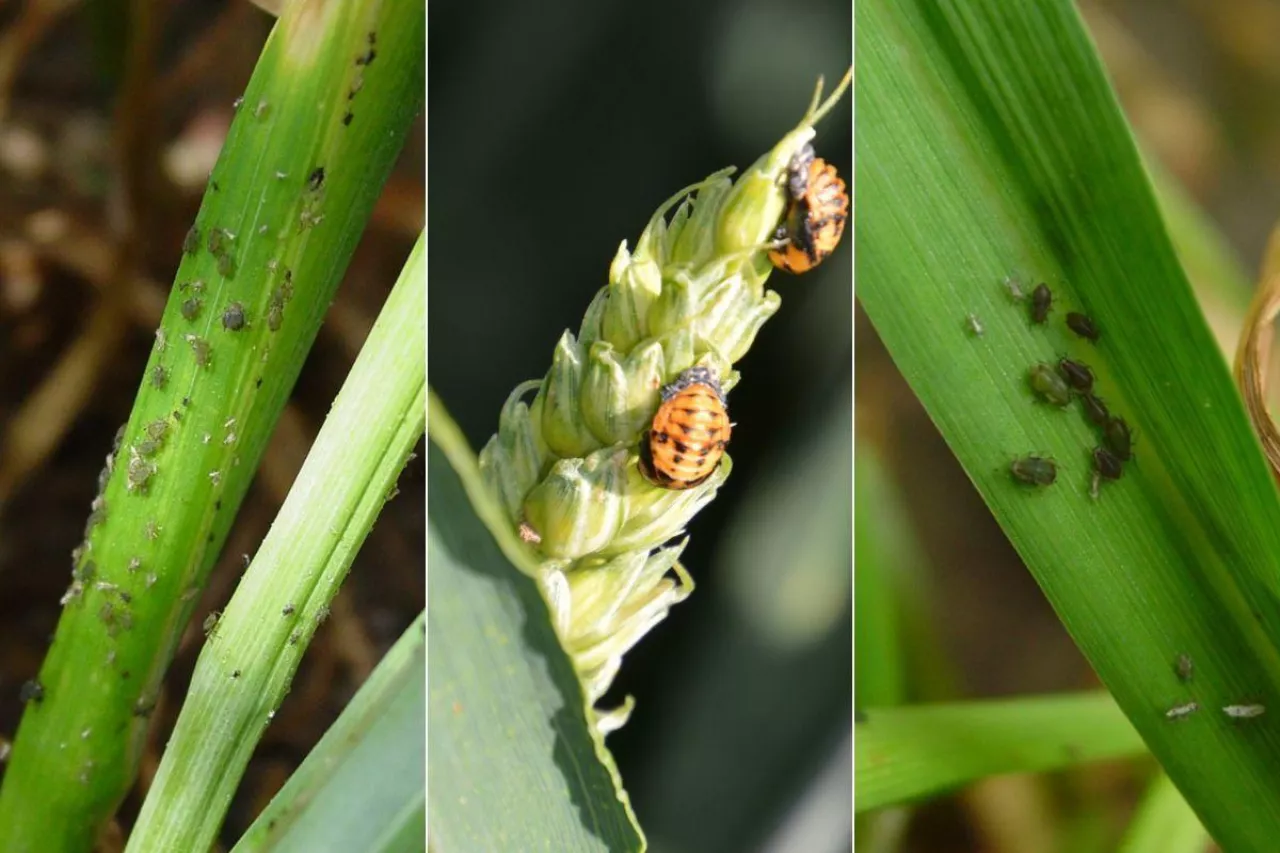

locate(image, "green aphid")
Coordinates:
186 335 212 368
181 297 203 321
126 455 157 492
217 252 236 279
207 228 232 256
1028 362 1071 407
1175 653 1194 683
1011 454 1057 486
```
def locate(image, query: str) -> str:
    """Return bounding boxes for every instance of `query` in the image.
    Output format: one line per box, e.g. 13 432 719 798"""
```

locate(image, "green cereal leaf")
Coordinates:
428 394 645 852
860 2 1280 849
855 692 1146 814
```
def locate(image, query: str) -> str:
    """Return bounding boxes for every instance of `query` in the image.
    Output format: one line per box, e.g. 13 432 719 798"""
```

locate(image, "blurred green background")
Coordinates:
857 1 1280 850
428 1 851 851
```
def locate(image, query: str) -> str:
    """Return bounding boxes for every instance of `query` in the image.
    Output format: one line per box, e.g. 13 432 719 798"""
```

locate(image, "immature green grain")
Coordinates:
479 70 851 732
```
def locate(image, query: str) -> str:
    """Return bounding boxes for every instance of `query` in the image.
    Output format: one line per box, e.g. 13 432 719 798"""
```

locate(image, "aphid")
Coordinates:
1175 653 1194 682
127 557 141 573
1028 363 1071 407
518 521 541 544
267 301 283 332
1010 454 1057 487
1104 416 1133 461
19 680 44 704
144 519 160 540
182 226 200 255
342 111 354 126
186 334 211 368
1066 311 1099 342
154 329 167 352
232 95 244 110
181 297 202 321
222 302 246 331
1056 358 1094 393
308 166 326 191
768 144 848 275
1029 283 1053 324
207 228 232 256
639 366 732 490
126 456 156 493
282 603 296 616
254 100 270 119
965 313 984 336
150 364 168 389
1165 701 1199 721
1002 275 1026 301
146 419 168 442
203 612 220 637
217 252 236 279
1093 447 1123 481
1080 393 1109 427
133 439 158 458
1223 704 1266 720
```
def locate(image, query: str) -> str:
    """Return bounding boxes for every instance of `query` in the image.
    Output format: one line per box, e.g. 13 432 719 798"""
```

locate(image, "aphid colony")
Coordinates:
1002 279 1131 498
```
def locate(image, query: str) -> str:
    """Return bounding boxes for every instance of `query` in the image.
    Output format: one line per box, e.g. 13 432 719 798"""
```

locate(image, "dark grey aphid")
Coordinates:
1093 446 1123 481
1030 283 1052 324
1066 311 1099 342
1057 358 1094 393
1080 393 1109 427
222 302 246 331
1104 416 1132 461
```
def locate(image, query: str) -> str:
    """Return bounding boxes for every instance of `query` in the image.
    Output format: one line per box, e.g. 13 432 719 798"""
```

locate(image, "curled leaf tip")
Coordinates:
1234 220 1280 481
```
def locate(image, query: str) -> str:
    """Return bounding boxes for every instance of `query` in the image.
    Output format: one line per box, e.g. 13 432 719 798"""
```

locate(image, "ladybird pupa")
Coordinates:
638 366 731 489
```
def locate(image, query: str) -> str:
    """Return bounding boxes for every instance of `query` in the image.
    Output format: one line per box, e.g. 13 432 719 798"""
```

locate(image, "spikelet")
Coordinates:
479 69 852 733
